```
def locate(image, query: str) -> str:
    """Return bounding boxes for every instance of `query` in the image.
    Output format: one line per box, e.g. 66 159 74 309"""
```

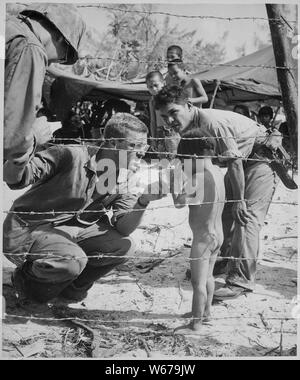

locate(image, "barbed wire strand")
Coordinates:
3 198 298 218
45 142 293 165
51 136 287 142
3 313 296 324
50 137 296 161
3 251 297 263
77 55 296 71
76 4 298 25
15 2 297 24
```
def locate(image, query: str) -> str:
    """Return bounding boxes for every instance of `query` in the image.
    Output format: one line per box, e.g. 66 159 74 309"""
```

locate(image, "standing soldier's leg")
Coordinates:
214 173 233 275
226 162 278 289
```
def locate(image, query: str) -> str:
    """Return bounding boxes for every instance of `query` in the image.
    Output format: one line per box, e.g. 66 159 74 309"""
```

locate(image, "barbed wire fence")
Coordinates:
76 4 298 25
3 4 298 356
15 3 297 25
76 56 296 71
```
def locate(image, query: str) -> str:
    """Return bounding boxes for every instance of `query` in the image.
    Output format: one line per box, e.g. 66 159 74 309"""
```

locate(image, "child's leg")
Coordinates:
190 239 211 330
189 203 217 330
205 204 224 320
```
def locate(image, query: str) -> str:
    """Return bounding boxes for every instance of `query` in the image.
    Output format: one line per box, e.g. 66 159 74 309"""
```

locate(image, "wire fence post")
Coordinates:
266 4 298 154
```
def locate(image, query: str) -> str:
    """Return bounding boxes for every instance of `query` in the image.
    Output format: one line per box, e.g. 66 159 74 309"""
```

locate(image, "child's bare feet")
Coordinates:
174 322 194 335
203 312 212 324
202 317 212 325
180 312 212 326
174 320 205 335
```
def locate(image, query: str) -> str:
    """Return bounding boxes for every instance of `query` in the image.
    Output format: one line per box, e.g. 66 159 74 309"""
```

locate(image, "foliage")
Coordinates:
7 3 277 81
76 4 226 81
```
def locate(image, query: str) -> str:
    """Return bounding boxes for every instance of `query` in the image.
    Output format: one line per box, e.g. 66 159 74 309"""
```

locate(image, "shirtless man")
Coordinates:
167 60 208 108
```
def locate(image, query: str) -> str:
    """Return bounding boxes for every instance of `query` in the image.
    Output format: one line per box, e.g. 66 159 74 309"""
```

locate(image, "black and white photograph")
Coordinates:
1 0 299 361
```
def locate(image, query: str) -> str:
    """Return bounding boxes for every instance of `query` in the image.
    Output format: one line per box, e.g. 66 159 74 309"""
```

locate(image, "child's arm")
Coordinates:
172 172 204 208
188 78 208 105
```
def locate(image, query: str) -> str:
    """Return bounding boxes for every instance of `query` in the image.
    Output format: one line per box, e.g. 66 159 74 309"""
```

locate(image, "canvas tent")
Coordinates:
192 45 296 105
46 45 295 119
46 66 149 120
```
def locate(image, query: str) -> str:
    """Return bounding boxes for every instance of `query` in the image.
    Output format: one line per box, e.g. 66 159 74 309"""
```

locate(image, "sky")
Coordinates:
1 2 297 63
77 3 277 61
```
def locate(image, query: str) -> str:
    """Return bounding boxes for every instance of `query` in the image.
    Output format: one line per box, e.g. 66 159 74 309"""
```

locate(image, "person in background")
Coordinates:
165 45 184 87
90 98 131 140
90 100 105 141
168 60 208 108
146 71 180 157
257 107 295 182
279 121 293 153
53 111 85 144
233 104 251 119
79 102 92 138
258 106 274 131
146 71 165 142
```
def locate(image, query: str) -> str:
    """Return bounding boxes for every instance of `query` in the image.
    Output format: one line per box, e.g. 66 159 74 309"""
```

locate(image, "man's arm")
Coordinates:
4 116 55 186
114 184 166 236
114 195 150 236
227 158 250 226
4 41 48 162
4 156 32 186
4 146 63 188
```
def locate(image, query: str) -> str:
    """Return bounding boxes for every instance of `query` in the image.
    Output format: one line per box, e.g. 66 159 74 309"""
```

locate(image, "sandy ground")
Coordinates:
1 175 298 359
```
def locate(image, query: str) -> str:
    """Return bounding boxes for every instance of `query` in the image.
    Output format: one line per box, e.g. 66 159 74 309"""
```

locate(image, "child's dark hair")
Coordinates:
154 85 189 110
167 59 185 71
177 128 215 159
167 45 183 59
258 106 273 119
145 70 164 83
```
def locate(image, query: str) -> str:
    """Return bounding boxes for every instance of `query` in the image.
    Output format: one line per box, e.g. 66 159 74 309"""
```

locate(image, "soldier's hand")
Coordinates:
32 116 53 146
128 158 142 174
232 200 251 226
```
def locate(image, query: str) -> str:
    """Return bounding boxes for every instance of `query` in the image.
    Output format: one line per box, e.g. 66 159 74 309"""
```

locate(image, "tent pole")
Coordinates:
266 4 298 153
271 105 281 128
209 80 220 108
